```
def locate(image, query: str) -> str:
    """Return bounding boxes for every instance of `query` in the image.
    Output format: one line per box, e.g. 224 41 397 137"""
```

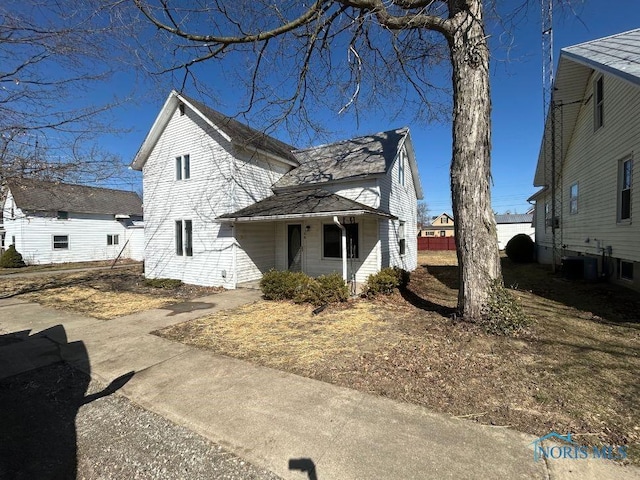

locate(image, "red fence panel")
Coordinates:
418 237 456 251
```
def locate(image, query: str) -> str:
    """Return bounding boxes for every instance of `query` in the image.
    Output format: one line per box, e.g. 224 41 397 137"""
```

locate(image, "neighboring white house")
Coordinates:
529 28 640 290
131 90 423 289
1 178 144 264
495 213 534 250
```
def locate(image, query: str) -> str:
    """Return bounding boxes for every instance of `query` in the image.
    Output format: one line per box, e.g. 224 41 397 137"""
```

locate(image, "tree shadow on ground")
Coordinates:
501 257 640 326
0 326 133 479
400 287 457 317
421 265 459 290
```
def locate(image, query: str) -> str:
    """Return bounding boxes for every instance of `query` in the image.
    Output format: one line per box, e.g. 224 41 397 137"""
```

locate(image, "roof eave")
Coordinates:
218 209 396 222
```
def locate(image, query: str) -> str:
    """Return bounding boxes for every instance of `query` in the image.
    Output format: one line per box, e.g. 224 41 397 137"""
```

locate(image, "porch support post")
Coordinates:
333 216 347 282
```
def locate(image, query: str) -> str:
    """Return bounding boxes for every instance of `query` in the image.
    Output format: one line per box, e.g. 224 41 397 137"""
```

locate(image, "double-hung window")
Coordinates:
175 220 193 256
398 221 406 255
569 183 579 214
594 76 604 130
176 154 191 180
53 235 69 250
618 158 633 221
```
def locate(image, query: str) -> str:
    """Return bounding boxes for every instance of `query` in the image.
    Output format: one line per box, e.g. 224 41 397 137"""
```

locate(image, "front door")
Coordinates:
288 224 302 271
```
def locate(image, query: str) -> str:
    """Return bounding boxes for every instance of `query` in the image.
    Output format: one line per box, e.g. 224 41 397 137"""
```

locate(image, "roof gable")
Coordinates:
131 90 298 170
6 178 142 216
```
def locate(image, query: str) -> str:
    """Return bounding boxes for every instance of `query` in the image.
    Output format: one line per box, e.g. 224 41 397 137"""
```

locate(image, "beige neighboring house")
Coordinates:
419 212 455 237
529 28 640 291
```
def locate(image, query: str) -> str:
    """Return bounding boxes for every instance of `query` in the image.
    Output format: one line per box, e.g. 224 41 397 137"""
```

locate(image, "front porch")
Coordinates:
217 188 395 289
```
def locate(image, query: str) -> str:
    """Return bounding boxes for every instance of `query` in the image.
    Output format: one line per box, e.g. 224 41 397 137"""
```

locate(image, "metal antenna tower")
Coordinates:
541 0 562 271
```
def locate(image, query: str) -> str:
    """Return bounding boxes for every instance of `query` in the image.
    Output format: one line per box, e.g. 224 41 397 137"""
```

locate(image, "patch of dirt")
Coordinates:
156 251 640 465
0 266 222 319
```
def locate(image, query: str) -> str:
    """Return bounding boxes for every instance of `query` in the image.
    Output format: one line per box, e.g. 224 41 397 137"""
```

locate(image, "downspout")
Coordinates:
231 223 237 289
333 216 347 282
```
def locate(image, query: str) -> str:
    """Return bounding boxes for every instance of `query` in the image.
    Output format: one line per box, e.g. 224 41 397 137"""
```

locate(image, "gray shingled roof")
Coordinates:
494 214 533 224
274 128 408 189
562 28 640 86
218 188 393 221
7 178 142 216
179 93 298 165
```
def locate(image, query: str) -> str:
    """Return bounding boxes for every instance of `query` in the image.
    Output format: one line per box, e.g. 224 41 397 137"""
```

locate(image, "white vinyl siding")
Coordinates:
142 102 289 287
1 191 141 264
537 72 640 264
378 139 418 271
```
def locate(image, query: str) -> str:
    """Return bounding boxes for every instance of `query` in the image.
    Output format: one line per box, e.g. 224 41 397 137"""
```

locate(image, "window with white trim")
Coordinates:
175 154 190 180
569 183 578 214
323 223 358 259
398 147 405 186
107 234 119 246
399 221 406 256
53 235 69 250
618 158 632 221
175 220 193 256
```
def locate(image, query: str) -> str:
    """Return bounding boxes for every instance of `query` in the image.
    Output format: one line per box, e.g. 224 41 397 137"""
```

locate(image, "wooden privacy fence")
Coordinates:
418 236 456 251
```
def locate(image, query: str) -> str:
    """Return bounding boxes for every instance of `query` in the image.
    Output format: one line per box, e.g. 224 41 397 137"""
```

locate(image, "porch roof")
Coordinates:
217 188 395 222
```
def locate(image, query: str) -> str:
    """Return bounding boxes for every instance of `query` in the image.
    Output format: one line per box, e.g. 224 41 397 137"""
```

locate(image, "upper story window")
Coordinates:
398 147 405 186
618 157 633 222
569 183 579 214
594 76 604 130
176 154 190 180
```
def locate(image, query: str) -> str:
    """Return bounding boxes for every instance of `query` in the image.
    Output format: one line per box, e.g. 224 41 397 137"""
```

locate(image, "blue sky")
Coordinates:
101 2 640 216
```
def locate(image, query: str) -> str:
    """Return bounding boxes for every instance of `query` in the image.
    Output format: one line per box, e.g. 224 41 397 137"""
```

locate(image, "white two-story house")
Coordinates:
530 28 640 290
131 90 423 289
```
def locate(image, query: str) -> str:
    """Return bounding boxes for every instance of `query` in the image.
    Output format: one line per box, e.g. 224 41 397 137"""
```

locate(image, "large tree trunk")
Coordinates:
448 3 501 321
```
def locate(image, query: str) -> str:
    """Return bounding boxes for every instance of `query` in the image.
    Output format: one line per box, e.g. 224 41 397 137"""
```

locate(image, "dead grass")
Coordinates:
156 250 640 465
0 266 220 320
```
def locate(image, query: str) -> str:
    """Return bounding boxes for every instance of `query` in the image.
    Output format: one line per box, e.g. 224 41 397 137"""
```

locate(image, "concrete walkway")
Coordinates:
0 291 637 480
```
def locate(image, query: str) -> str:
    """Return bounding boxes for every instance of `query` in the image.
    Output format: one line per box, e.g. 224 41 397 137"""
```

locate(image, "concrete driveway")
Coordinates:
1 291 637 480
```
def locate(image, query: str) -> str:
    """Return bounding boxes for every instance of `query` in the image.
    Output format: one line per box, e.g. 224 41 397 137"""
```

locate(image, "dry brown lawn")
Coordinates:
0 266 220 320
157 251 640 465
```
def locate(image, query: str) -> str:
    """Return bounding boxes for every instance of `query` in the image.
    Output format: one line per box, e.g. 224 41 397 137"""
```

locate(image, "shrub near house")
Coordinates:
0 245 26 268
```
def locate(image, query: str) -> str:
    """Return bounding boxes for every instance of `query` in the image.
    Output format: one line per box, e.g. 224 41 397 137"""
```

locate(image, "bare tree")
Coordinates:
132 0 502 321
417 201 430 231
0 0 135 185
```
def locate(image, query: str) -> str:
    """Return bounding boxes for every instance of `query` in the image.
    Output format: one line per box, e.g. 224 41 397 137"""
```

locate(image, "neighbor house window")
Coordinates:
594 76 604 130
440 231 446 237
57 211 68 220
569 183 579 214
323 223 358 259
399 221 406 255
619 260 633 281
53 235 69 250
176 154 190 180
175 220 193 256
427 231 435 237
107 234 119 246
618 158 633 221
